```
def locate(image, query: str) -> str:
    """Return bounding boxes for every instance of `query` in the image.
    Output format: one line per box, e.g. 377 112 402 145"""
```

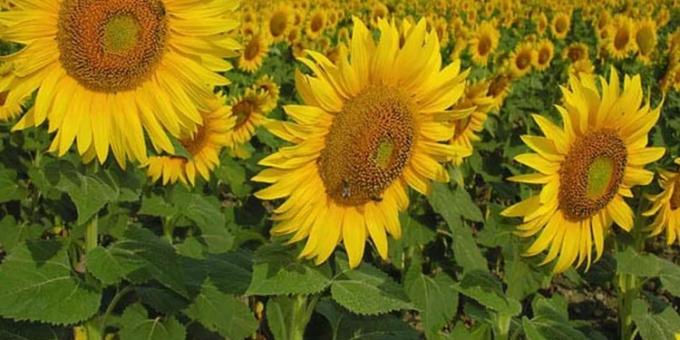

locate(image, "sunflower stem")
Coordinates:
288 294 319 340
85 215 98 252
495 313 512 340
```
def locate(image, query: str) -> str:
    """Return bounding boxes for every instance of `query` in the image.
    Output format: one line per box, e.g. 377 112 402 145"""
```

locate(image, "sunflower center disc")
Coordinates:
671 178 680 211
538 47 551 65
244 38 261 61
559 129 627 221
614 28 630 50
319 86 415 206
516 51 532 70
57 0 168 93
232 97 257 129
478 36 491 56
0 91 7 106
636 27 655 55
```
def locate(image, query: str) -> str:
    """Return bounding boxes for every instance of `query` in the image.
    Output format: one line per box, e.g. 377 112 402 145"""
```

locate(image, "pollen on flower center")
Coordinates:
103 15 140 54
57 0 168 93
559 129 627 221
319 86 415 206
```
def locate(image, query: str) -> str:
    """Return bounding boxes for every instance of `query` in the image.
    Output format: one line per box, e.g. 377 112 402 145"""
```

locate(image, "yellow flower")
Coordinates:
227 89 269 149
253 18 469 268
509 42 536 78
488 73 513 109
0 0 240 167
634 18 657 64
450 80 496 166
370 2 389 27
534 12 548 35
267 4 294 42
562 42 589 63
470 21 500 66
551 12 571 39
239 33 269 73
306 9 327 40
145 95 235 186
534 39 555 71
0 90 23 122
253 75 280 113
608 16 637 60
644 158 680 245
502 69 665 273
568 59 595 80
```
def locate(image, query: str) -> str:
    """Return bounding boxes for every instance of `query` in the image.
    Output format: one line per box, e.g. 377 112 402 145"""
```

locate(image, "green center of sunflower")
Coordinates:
269 10 289 37
103 15 140 54
57 0 167 93
559 129 627 221
636 26 655 55
319 86 415 206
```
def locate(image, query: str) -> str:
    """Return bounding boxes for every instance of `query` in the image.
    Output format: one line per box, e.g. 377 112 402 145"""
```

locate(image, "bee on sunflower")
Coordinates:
503 68 665 273
254 18 470 268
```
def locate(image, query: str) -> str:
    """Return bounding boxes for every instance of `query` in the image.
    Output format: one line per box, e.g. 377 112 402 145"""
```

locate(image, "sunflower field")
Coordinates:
1 0 680 339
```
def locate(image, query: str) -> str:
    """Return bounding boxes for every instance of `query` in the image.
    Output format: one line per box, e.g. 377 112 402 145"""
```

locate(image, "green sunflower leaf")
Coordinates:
118 304 186 340
316 299 420 340
86 227 188 297
631 299 680 340
452 270 521 317
0 240 101 326
246 243 332 296
404 264 458 336
183 282 257 340
330 256 414 315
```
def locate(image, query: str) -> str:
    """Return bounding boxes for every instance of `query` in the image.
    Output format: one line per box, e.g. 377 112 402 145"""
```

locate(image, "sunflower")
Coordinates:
644 158 680 245
146 95 235 186
563 42 589 63
0 63 23 122
239 33 269 73
267 4 294 42
488 73 513 109
370 2 389 27
450 80 495 166
551 12 571 39
253 18 469 268
470 21 500 66
534 12 548 35
227 88 269 150
634 19 657 64
253 75 280 112
0 91 23 122
568 59 595 80
509 42 536 78
306 8 326 39
534 39 555 71
502 69 665 273
0 0 240 167
608 16 636 60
